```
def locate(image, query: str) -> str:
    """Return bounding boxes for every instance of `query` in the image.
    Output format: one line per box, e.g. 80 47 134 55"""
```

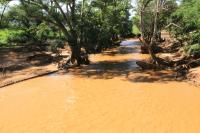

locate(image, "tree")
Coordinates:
135 0 177 63
17 0 83 65
0 0 11 28
13 0 132 65
170 0 200 57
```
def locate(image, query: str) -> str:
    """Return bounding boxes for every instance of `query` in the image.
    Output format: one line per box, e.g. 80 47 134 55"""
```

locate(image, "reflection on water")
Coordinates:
0 39 200 133
120 39 141 46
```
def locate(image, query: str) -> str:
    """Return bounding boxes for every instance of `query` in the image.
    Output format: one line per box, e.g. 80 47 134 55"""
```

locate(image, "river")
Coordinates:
0 39 200 133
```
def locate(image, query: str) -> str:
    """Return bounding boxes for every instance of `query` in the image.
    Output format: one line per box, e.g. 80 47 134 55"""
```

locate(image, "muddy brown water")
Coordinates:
0 39 200 133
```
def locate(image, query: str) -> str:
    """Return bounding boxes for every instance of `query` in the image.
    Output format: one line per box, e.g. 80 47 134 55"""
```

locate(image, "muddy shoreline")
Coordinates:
187 67 200 87
0 39 200 88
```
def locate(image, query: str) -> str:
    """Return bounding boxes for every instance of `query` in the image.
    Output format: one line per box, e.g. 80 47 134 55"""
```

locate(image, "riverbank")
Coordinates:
0 46 69 87
0 38 200 88
188 67 200 87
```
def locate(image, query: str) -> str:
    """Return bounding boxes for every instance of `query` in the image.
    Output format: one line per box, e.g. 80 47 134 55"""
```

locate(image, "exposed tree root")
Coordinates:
136 55 200 78
57 51 90 70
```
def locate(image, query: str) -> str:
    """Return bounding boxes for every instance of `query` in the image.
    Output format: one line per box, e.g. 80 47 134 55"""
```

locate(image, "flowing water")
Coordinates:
0 39 200 133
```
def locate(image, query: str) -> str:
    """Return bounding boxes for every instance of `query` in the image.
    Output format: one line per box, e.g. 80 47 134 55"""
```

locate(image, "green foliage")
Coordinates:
1 0 133 54
132 16 141 36
132 25 141 36
7 32 28 43
77 0 132 52
190 31 200 44
159 0 177 29
134 0 177 42
28 22 52 42
170 0 200 56
170 0 200 41
0 29 27 46
185 44 200 57
0 29 10 45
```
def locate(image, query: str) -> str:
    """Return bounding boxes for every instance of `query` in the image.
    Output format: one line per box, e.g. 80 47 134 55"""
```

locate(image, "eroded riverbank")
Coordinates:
0 39 200 133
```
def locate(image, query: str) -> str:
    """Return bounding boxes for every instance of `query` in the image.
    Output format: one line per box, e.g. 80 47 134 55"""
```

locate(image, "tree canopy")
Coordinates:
0 0 133 65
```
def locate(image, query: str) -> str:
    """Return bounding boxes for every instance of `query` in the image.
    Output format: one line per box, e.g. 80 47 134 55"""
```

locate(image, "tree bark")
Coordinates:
148 0 160 64
70 44 82 66
139 0 153 53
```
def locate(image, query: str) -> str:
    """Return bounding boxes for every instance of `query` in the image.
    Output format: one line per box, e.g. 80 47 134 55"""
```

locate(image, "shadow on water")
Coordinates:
126 70 179 83
68 60 139 79
68 60 179 83
55 40 180 83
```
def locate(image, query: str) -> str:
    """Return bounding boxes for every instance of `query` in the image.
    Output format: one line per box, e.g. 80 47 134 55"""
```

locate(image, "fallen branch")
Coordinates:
165 23 183 29
0 70 59 89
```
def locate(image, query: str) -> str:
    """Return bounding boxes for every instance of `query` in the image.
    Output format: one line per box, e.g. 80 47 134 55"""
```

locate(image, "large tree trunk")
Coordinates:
70 43 90 66
70 44 82 66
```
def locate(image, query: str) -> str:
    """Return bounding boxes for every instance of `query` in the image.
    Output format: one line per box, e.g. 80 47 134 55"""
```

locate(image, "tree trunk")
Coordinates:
70 44 82 66
140 10 145 40
80 0 85 45
70 44 90 66
148 0 160 64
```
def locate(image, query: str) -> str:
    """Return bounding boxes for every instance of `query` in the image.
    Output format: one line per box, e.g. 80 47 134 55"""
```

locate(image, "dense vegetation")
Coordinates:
170 0 200 57
132 0 200 72
0 0 132 65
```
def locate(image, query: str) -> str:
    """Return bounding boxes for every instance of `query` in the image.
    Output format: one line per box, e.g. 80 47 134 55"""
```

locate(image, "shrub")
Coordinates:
0 29 11 45
7 31 28 43
170 0 200 45
0 29 28 46
190 31 200 44
185 44 200 57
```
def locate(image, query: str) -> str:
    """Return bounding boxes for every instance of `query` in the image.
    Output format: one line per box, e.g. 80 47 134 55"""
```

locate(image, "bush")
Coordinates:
185 44 200 57
8 31 28 43
0 29 28 46
190 31 200 44
0 29 11 45
170 0 200 45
